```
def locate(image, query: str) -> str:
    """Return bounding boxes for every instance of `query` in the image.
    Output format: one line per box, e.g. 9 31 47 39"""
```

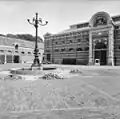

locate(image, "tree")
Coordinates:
6 33 43 42
0 34 5 37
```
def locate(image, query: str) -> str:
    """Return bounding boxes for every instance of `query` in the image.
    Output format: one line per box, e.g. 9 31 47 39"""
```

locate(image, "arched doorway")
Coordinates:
94 42 107 65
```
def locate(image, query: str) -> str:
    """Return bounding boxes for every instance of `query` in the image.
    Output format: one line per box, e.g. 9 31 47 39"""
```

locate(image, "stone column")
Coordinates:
89 31 94 65
4 52 7 64
51 41 53 63
108 27 114 66
12 50 14 63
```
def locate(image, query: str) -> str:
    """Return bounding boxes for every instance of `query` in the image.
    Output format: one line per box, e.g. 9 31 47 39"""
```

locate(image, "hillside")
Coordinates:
0 34 43 43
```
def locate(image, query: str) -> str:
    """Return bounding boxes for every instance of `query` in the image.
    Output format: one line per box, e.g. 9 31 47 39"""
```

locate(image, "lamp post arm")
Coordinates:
38 21 48 26
27 19 35 26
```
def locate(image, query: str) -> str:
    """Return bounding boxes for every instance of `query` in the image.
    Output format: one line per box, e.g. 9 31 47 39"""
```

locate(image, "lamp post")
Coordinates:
27 13 48 70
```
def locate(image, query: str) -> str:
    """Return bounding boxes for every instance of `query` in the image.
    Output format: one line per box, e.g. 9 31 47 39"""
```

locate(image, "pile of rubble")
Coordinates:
42 72 64 80
69 69 83 74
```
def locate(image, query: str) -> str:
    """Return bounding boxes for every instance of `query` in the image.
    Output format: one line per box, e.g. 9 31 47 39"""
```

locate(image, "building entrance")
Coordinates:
95 50 107 65
14 55 20 63
46 54 51 62
94 42 107 65
62 58 76 65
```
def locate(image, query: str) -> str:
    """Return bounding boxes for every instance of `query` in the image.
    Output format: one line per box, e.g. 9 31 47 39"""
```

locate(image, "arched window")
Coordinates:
21 51 25 54
76 48 83 51
0 50 4 52
28 52 31 54
15 44 19 50
61 48 65 52
8 50 12 53
69 48 74 51
15 51 18 53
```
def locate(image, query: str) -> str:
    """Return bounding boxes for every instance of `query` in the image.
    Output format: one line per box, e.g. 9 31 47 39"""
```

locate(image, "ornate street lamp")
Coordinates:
27 13 48 70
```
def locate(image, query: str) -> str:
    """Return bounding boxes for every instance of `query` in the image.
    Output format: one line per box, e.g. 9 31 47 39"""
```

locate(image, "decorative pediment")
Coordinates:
94 15 107 27
89 12 112 27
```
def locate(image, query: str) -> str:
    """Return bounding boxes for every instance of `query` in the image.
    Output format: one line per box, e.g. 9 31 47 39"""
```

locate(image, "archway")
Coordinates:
89 11 111 27
94 42 107 65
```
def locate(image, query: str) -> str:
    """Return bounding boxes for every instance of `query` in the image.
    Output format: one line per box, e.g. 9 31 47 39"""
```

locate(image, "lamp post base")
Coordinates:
31 58 43 70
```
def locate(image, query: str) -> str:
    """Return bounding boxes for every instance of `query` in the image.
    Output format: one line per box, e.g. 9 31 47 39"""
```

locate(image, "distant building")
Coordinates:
44 11 120 66
0 36 44 64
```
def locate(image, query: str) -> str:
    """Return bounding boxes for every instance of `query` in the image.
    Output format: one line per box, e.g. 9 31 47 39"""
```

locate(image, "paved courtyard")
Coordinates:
0 63 120 118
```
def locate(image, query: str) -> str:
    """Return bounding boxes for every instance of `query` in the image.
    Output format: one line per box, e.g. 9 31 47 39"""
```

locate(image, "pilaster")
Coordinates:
4 52 7 64
108 26 114 66
89 31 94 65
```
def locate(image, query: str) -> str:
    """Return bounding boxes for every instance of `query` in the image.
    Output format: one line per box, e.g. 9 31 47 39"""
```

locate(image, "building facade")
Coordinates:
44 12 120 65
0 36 44 64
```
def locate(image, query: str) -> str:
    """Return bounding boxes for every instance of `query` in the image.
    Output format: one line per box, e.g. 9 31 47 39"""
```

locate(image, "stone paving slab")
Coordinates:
0 64 120 118
0 107 120 119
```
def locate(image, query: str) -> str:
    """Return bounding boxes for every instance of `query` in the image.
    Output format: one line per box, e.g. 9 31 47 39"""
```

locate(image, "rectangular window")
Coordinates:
0 50 4 52
46 40 50 46
62 40 65 44
15 51 18 53
77 39 81 42
69 40 72 43
54 49 59 52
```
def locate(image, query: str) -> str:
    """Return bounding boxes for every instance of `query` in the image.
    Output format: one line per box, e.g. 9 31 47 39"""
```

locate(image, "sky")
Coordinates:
0 0 120 39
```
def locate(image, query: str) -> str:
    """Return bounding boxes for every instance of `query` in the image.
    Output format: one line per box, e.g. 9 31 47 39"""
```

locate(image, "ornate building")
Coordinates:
0 36 44 64
44 12 120 65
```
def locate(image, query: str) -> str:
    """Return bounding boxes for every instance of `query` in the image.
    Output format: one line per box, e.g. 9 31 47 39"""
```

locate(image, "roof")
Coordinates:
52 27 90 36
70 22 89 29
0 36 44 49
44 13 120 38
44 32 53 37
